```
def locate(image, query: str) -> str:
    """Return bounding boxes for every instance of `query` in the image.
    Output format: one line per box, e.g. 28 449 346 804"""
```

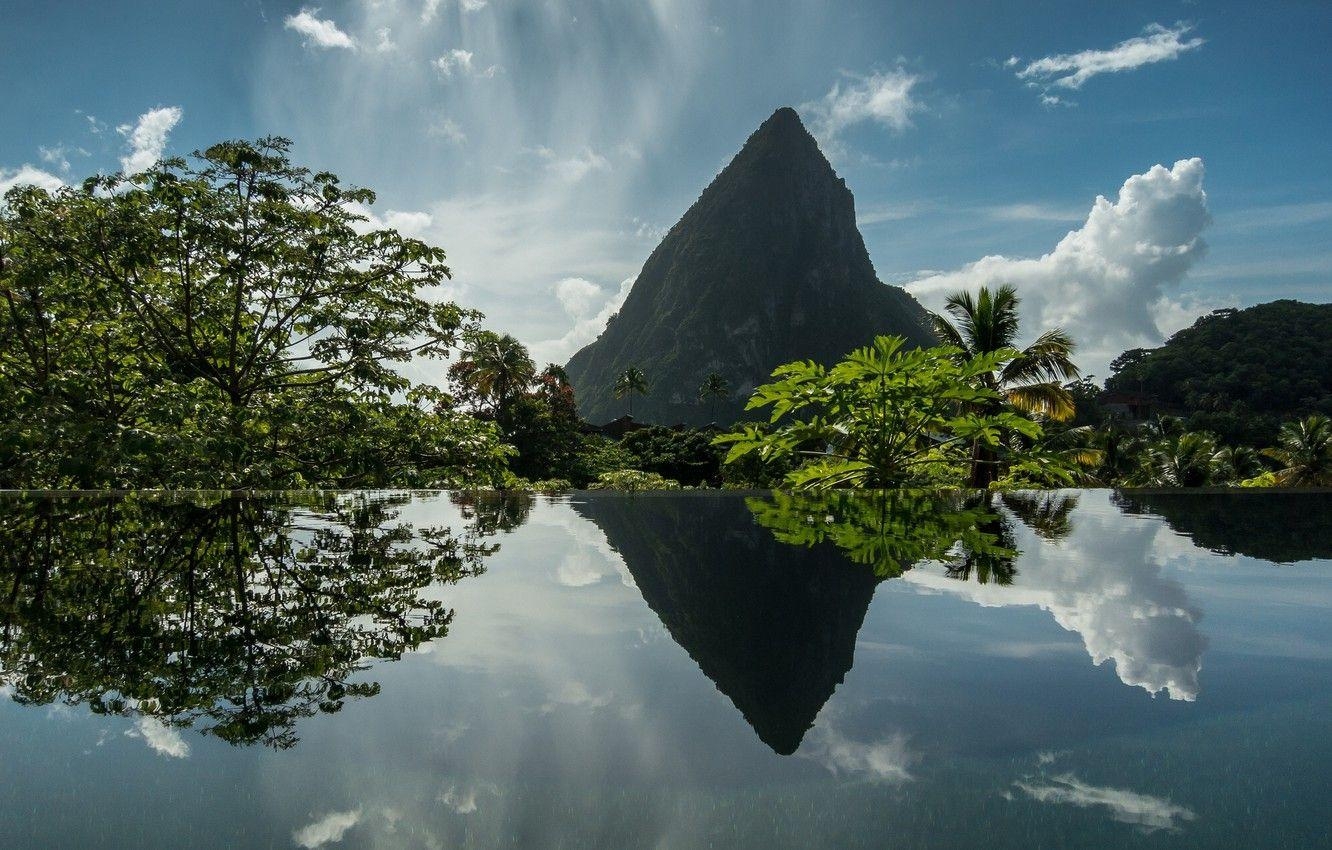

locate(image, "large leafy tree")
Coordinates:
1 138 504 488
715 335 1041 489
930 284 1080 486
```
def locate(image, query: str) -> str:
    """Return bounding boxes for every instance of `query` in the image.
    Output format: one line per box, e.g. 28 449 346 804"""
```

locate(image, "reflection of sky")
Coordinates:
1 492 1330 848
902 493 1207 700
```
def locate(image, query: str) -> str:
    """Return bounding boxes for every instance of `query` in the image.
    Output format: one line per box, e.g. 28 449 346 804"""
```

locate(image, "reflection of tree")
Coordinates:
450 491 535 537
0 493 496 749
1114 491 1332 564
747 490 1015 579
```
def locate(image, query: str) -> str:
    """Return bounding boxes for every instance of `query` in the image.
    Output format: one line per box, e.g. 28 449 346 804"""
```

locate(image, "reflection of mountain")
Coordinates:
1115 491 1332 563
572 494 881 754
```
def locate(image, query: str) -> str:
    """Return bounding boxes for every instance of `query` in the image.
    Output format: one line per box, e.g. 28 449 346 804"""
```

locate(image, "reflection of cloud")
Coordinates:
1014 773 1196 832
534 507 636 590
904 500 1206 700
438 785 479 814
800 723 915 783
125 716 190 759
293 809 361 848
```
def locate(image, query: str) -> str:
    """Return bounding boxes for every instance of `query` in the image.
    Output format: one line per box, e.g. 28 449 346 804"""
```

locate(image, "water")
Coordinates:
1 489 1329 849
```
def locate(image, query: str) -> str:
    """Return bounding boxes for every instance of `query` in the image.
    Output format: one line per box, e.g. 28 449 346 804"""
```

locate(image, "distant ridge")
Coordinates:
565 106 934 426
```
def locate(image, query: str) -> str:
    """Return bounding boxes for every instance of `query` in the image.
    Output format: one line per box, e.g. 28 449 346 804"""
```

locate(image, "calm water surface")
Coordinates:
1 490 1329 849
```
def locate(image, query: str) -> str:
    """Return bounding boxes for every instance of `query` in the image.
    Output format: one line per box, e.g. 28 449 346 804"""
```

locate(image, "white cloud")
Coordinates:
540 680 614 713
438 784 480 814
125 716 190 759
1014 773 1197 832
530 275 632 365
421 0 443 23
0 164 64 195
544 148 611 183
117 106 183 174
38 144 86 173
803 68 923 148
285 8 357 50
1015 23 1204 94
433 49 497 80
293 809 362 848
907 157 1212 376
428 116 468 145
373 27 396 53
460 0 488 10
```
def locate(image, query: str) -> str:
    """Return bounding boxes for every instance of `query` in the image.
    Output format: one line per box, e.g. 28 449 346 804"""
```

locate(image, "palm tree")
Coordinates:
460 331 535 421
930 284 1080 486
1214 444 1265 484
614 366 649 418
1134 431 1222 487
1263 415 1332 485
698 372 730 424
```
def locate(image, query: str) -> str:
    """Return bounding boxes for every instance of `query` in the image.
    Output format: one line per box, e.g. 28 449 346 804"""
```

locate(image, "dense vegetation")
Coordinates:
1106 301 1332 445
3 140 1327 492
0 139 508 489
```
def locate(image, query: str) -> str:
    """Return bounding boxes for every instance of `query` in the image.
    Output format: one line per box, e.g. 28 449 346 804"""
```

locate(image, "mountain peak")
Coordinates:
565 108 933 426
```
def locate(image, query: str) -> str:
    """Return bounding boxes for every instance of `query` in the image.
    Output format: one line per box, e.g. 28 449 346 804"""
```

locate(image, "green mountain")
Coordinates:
565 107 933 426
1106 300 1332 444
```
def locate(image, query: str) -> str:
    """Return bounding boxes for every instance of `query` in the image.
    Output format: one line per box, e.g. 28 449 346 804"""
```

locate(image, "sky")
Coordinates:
2 0 1329 379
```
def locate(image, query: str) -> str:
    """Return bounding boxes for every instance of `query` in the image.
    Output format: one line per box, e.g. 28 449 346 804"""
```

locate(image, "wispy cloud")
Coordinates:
432 48 498 79
117 106 183 174
1014 773 1197 833
803 68 923 149
285 8 357 50
125 716 190 759
1013 23 1204 98
293 809 362 848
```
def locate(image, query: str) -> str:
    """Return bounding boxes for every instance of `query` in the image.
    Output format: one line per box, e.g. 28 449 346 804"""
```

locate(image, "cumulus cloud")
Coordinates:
293 809 362 848
1014 773 1197 832
1014 23 1204 95
284 8 357 50
0 164 64 195
530 276 632 365
117 106 183 174
802 68 923 148
125 716 190 758
907 157 1212 376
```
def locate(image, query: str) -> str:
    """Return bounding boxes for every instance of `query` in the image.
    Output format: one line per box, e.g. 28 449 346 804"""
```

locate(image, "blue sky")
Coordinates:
2 0 1329 376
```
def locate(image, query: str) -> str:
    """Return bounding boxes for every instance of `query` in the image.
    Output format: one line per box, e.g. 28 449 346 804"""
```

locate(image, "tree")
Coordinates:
1 138 504 488
452 330 536 426
698 372 730 424
1132 431 1223 487
930 284 1080 486
614 366 649 418
715 335 1041 490
1263 415 1332 485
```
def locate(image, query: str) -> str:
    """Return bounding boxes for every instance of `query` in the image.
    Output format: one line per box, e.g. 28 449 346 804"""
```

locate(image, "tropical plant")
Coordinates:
586 469 682 491
1132 431 1223 487
1262 414 1332 485
454 330 537 422
714 335 1042 490
698 372 730 424
930 284 1080 486
614 366 649 418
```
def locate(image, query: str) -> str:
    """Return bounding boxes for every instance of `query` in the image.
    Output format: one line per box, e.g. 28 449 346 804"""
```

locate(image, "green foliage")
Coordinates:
613 366 649 417
619 426 723 486
1262 414 1332 485
0 138 507 488
586 469 683 491
0 493 501 748
1106 301 1332 446
747 489 1012 577
715 335 1041 489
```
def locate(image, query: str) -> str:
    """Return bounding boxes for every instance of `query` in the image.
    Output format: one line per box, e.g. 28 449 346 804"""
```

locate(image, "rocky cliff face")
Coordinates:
565 107 933 426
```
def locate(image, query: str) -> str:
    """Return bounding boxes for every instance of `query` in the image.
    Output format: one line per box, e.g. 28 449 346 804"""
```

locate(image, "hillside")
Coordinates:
1106 300 1332 444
